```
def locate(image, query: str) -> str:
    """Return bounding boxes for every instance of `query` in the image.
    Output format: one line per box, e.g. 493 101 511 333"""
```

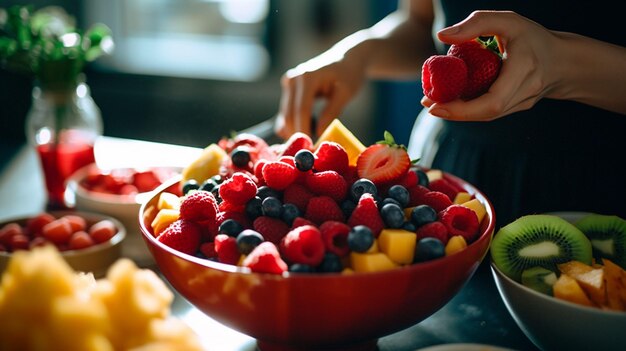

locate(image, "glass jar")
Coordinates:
25 80 103 209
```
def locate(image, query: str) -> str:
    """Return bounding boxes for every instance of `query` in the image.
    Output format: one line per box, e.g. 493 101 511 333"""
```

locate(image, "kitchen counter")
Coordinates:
0 137 540 351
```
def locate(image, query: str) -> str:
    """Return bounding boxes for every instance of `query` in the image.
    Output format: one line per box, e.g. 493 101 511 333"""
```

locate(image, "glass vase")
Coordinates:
25 80 103 209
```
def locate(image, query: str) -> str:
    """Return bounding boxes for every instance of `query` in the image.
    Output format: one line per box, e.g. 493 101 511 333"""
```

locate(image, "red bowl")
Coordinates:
139 173 496 351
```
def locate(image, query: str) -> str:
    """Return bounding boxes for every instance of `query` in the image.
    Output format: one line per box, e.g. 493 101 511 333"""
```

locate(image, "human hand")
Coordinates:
274 52 366 139
421 11 561 121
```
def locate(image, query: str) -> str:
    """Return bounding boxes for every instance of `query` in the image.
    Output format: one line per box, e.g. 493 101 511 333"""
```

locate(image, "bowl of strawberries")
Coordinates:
138 120 496 351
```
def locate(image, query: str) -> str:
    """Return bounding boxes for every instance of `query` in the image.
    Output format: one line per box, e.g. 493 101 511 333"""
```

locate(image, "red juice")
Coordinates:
37 141 95 208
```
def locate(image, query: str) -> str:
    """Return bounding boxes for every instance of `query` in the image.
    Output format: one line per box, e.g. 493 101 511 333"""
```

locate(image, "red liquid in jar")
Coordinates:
37 141 95 208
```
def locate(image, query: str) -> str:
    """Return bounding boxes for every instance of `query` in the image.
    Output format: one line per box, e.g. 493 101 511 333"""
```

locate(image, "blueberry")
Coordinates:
415 168 430 188
210 185 221 201
381 197 401 209
257 185 281 200
281 203 300 226
231 147 251 168
387 185 410 208
402 221 416 232
410 205 437 228
262 196 283 218
380 203 405 229
289 263 315 273
219 219 244 237
182 179 200 195
350 178 378 201
236 229 264 255
414 237 445 262
200 178 218 192
318 252 343 273
245 196 263 219
340 199 356 218
210 174 224 185
294 149 315 172
347 225 375 253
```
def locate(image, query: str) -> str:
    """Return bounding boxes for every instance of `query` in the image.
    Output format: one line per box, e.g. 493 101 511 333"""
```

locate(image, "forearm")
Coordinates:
552 32 626 115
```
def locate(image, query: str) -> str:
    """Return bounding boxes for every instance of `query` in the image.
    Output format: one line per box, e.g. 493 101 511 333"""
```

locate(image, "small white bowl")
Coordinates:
491 211 626 351
0 211 126 278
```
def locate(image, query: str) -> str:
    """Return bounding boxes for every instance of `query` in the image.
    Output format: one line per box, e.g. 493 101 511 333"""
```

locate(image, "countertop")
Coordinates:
0 137 540 351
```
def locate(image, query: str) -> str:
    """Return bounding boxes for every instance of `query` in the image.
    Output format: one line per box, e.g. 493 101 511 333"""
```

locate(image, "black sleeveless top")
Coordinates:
429 0 626 226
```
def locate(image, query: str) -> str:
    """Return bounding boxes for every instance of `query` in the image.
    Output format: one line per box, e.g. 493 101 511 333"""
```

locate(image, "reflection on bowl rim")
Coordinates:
0 210 126 259
491 254 626 317
139 171 497 278
65 163 181 206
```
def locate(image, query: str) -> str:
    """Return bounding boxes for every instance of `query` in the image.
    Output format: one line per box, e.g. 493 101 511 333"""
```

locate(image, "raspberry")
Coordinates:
291 216 316 229
283 183 315 212
216 210 251 230
305 171 348 202
420 191 453 212
397 169 418 189
253 216 290 245
348 193 384 237
408 185 430 207
280 132 314 157
262 161 297 191
214 234 240 265
157 219 201 255
314 141 349 175
254 159 268 185
199 242 217 259
219 172 258 206
279 225 325 266
415 221 449 244
179 190 218 222
429 178 460 203
304 196 345 225
218 200 246 214
319 220 351 257
438 204 480 243
243 241 288 274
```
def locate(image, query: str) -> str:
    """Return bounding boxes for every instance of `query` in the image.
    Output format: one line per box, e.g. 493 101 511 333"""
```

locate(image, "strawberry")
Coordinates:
447 37 502 99
347 193 384 237
314 141 349 175
132 170 162 193
421 55 468 103
356 131 411 187
280 132 314 157
157 219 201 255
243 241 288 274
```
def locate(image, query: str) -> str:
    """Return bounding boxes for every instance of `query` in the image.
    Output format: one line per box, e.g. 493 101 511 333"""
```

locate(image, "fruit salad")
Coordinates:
0 246 203 351
78 166 175 196
143 119 489 275
491 213 626 312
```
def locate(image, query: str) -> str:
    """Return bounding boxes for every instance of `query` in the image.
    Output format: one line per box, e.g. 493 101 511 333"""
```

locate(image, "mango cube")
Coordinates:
445 235 468 256
453 191 472 204
314 119 366 166
350 252 399 273
461 198 487 224
157 192 181 210
377 229 417 265
553 273 595 307
150 208 180 236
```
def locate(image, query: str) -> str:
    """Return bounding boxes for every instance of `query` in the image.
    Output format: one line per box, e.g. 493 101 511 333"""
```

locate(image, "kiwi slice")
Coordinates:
574 213 626 269
491 214 592 281
521 266 558 296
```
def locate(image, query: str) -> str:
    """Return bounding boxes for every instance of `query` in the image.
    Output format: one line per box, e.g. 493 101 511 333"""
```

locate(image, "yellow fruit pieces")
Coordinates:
553 259 626 311
181 143 227 185
460 198 487 224
0 246 203 351
151 208 180 237
453 191 472 204
314 119 366 166
157 191 181 210
445 235 468 256
378 229 416 265
350 252 399 273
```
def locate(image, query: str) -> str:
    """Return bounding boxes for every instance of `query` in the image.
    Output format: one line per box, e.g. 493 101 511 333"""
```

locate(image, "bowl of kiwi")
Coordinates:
490 212 626 351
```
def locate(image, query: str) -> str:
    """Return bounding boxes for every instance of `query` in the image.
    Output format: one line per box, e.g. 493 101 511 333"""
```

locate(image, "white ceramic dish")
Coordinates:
491 212 626 351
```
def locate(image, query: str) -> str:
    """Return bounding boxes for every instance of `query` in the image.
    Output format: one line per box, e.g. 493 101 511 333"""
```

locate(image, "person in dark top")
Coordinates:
273 0 626 227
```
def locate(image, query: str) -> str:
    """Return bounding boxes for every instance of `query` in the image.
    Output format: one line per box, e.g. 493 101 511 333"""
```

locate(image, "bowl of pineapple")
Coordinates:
490 212 626 351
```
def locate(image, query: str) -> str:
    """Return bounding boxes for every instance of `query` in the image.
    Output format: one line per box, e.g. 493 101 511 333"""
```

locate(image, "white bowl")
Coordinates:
0 211 126 278
491 212 626 351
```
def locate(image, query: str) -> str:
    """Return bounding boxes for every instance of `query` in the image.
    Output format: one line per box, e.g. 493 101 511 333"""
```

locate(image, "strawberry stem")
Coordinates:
477 36 502 58
376 131 407 150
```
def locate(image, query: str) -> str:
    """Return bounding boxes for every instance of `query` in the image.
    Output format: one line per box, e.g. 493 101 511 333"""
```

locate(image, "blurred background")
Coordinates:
1 0 423 159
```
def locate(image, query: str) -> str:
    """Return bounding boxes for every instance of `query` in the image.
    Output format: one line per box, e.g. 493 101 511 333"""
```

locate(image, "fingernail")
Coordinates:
429 108 450 118
438 26 460 36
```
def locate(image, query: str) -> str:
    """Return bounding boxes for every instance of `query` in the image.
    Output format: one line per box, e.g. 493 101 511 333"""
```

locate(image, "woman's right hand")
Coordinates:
274 52 367 139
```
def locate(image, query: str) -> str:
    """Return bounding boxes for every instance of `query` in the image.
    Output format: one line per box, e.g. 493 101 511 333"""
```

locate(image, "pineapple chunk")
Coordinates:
181 143 227 185
150 208 180 236
445 235 468 256
426 169 443 182
453 191 472 204
350 252 399 273
314 119 366 166
157 192 181 210
553 273 595 307
461 198 487 224
377 229 417 265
